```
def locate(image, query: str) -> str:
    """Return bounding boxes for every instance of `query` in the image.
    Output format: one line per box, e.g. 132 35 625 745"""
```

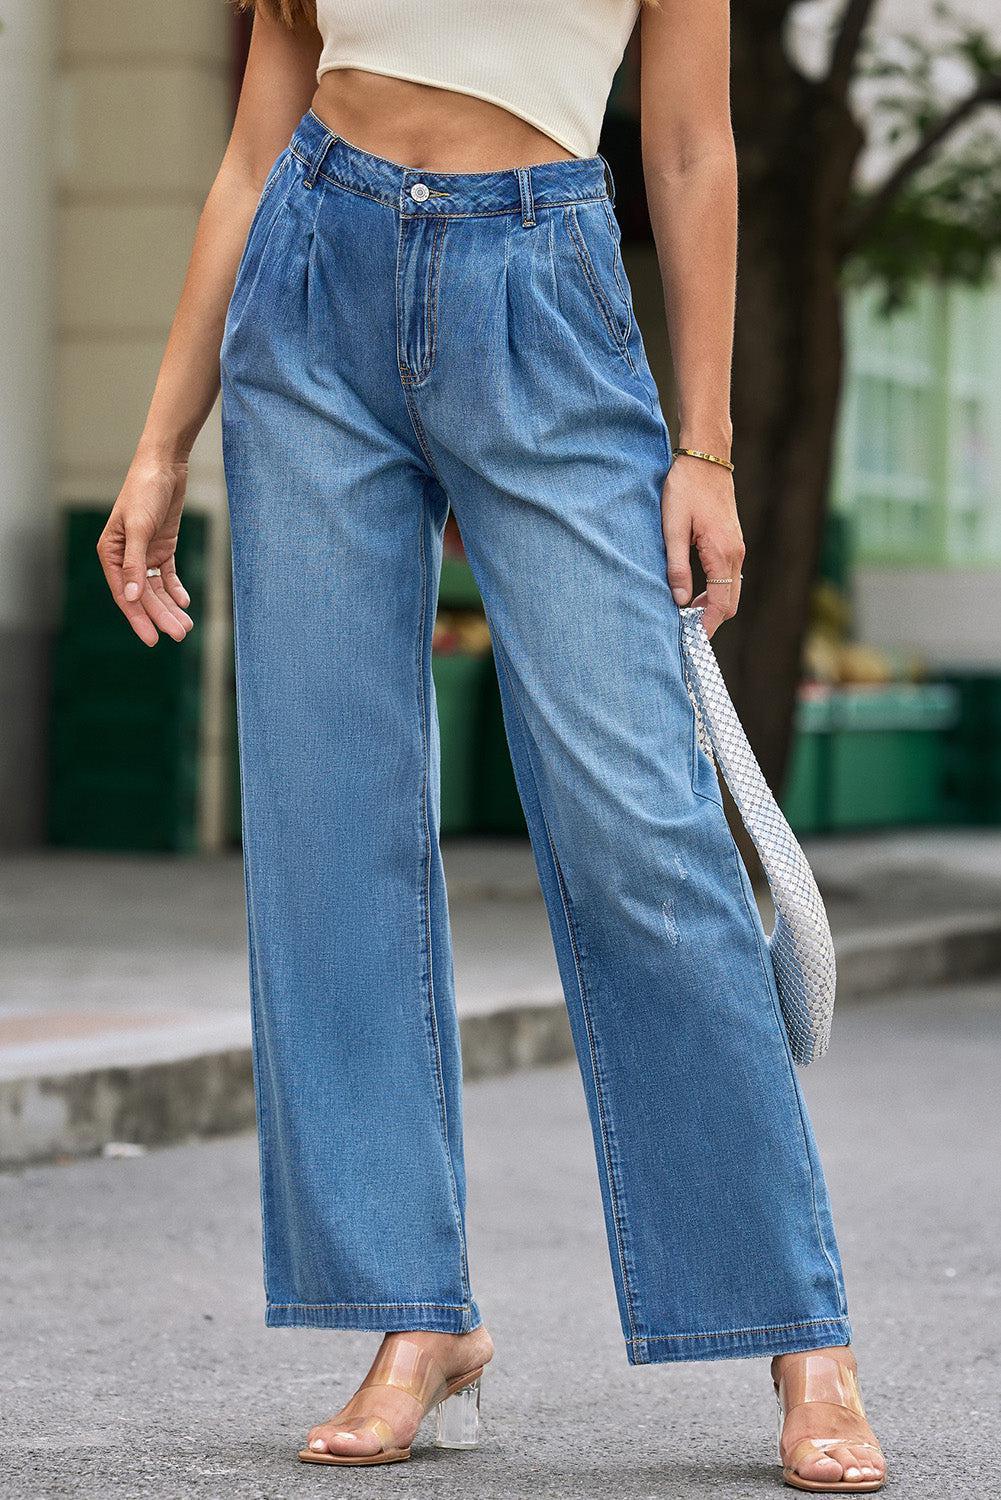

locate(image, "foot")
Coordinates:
305 1325 494 1461
773 1346 886 1491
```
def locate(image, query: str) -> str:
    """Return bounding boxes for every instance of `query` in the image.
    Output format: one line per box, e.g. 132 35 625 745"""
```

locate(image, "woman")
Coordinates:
98 0 886 1489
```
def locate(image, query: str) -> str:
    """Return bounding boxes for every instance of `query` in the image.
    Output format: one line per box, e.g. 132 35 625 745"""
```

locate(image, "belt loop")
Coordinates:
303 127 337 190
517 167 536 228
600 154 617 205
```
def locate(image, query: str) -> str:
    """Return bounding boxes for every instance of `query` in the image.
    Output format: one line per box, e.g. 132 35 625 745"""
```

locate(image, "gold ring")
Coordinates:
146 566 162 578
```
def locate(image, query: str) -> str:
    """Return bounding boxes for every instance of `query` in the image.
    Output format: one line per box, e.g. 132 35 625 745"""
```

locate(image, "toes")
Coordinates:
306 1425 377 1458
794 1450 844 1482
828 1442 864 1482
849 1441 885 1479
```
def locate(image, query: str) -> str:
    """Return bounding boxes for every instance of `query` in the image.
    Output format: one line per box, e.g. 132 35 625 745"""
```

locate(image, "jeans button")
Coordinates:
410 182 430 202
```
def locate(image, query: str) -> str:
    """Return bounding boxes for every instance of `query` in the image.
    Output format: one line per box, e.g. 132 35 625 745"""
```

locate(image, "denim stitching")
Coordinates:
404 216 448 386
403 390 449 494
601 197 633 346
427 218 447 380
228 584 275 1303
630 1315 851 1345
721 807 849 1317
269 1300 471 1310
258 150 290 208
564 204 637 374
492 639 642 1347
415 505 473 1312
288 149 605 216
225 175 298 345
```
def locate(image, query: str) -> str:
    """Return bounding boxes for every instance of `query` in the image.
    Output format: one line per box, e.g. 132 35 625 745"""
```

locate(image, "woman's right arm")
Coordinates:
97 7 321 645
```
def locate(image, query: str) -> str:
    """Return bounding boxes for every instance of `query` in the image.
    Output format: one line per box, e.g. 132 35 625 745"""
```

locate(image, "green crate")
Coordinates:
828 728 949 829
941 670 1001 732
476 659 527 835
432 652 491 835
48 764 200 852
47 508 207 852
829 683 958 733
780 729 829 835
438 557 483 610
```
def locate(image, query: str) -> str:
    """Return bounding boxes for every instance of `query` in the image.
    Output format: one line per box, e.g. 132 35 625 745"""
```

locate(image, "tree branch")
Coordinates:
843 73 1001 255
828 0 880 96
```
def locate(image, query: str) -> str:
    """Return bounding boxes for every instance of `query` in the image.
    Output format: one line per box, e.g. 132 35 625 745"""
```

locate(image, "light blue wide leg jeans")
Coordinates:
219 110 852 1364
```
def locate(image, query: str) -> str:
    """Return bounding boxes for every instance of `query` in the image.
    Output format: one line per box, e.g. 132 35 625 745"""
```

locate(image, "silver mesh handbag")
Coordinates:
678 606 835 1064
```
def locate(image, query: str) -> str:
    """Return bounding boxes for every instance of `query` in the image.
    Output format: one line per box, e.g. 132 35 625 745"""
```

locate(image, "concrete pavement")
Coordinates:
4 830 1001 1163
1 980 998 1498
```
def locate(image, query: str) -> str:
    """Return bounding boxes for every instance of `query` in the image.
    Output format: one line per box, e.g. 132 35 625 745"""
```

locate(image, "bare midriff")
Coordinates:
310 68 577 173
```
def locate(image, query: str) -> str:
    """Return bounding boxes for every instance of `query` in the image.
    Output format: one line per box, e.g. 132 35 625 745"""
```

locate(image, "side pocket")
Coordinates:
257 147 292 209
563 202 635 368
601 198 633 347
223 151 295 351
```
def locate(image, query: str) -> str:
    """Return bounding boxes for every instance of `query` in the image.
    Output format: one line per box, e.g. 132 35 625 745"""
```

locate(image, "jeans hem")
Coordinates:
626 1315 852 1365
265 1299 482 1333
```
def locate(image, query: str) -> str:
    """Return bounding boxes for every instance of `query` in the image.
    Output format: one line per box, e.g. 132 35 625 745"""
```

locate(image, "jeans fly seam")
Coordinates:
492 639 642 1347
415 505 473 1311
403 388 450 493
426 218 447 382
723 810 849 1318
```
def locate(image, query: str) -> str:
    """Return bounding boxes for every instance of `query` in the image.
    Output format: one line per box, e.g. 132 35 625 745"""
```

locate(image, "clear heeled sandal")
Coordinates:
297 1339 483 1467
775 1353 886 1493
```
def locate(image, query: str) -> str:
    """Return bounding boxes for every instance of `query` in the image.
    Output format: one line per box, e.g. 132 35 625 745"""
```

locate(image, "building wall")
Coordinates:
0 2 55 845
37 1 232 847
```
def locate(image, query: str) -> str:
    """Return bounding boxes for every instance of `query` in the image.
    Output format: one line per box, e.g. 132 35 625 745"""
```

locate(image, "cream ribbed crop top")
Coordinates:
315 0 640 160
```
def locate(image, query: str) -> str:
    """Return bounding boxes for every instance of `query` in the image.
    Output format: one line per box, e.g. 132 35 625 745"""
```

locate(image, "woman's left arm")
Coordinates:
639 0 743 636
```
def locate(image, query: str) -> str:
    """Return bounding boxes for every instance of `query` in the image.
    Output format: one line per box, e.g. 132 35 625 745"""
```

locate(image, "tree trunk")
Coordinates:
713 16 863 873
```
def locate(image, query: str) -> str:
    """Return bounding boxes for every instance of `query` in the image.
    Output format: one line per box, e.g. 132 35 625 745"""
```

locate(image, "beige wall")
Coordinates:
55 0 235 847
0 1 56 844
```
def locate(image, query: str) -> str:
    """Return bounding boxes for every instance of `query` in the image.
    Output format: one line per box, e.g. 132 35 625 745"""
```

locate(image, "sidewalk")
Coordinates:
3 829 1001 1165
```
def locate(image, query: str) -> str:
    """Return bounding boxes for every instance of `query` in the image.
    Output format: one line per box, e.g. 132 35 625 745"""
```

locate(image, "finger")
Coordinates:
698 550 742 635
97 540 159 646
160 562 191 611
121 524 153 604
148 576 193 634
115 591 160 647
700 587 730 639
663 511 693 606
141 581 190 642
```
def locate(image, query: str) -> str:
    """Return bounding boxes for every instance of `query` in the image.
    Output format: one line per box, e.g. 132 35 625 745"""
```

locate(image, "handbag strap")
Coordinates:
677 607 827 922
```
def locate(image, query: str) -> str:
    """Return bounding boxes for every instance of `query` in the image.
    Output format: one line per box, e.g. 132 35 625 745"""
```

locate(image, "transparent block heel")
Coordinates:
434 1375 481 1450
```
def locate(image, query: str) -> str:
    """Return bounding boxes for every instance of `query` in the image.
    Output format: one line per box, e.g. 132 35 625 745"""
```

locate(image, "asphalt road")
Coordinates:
2 983 998 1499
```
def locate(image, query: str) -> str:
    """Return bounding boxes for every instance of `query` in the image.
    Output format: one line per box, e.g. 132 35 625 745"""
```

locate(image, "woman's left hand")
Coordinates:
661 455 744 638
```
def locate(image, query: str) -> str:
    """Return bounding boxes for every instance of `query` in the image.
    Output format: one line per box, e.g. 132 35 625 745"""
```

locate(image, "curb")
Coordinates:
3 913 1000 1169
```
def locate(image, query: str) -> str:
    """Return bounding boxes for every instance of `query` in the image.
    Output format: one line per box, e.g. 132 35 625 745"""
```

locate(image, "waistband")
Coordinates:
288 109 613 221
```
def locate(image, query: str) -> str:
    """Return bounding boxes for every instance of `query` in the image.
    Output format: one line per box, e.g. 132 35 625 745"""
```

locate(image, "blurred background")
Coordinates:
2 6 1000 1492
3 0 1001 858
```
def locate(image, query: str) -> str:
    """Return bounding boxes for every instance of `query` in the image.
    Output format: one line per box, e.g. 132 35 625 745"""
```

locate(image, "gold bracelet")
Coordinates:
675 447 734 473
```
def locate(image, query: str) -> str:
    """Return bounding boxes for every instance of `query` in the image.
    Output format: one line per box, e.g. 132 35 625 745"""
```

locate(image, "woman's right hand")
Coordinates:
97 451 194 647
